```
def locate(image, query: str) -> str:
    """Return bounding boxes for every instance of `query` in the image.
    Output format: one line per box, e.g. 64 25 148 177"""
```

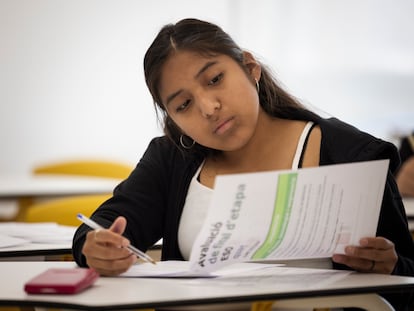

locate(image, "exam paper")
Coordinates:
120 261 282 278
185 266 351 289
189 160 389 273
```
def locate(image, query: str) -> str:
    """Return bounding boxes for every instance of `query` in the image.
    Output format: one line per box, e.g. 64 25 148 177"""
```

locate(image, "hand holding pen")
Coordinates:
77 214 156 264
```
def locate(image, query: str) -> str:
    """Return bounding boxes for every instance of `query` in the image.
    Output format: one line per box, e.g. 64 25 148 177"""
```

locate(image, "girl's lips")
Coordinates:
214 117 234 135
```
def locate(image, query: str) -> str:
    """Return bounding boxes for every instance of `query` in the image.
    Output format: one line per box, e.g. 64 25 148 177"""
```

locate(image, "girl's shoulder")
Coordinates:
317 118 400 172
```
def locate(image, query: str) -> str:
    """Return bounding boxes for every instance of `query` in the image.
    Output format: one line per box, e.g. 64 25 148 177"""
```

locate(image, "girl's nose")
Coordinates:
199 99 221 118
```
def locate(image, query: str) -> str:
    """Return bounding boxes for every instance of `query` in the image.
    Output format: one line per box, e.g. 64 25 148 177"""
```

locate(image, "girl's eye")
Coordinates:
176 99 191 112
208 73 223 86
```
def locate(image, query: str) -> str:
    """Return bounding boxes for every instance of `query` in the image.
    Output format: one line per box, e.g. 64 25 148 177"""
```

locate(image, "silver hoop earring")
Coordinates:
255 79 260 93
180 134 195 149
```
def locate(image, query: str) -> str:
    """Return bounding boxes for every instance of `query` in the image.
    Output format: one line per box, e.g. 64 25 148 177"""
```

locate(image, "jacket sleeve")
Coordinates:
374 171 414 310
377 171 414 277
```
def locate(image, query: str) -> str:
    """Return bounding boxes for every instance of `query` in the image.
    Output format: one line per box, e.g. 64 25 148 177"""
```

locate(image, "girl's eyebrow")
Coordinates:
165 61 218 106
194 61 217 79
166 89 182 107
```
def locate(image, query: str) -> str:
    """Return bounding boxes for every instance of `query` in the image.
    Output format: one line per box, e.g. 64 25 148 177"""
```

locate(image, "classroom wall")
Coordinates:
1 0 413 174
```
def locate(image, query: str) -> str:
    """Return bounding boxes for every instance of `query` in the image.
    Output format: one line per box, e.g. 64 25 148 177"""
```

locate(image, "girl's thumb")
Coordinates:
109 216 127 235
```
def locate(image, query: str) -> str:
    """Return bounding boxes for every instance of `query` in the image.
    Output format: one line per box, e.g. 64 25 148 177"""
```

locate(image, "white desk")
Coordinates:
0 223 161 261
0 175 120 199
0 175 120 220
0 242 163 261
0 242 72 260
0 261 413 310
0 223 75 260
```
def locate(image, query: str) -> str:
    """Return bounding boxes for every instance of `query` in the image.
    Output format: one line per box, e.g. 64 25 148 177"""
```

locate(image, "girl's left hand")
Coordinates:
332 237 398 274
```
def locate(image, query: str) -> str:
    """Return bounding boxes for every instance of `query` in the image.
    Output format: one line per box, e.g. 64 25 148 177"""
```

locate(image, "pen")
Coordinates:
77 213 156 265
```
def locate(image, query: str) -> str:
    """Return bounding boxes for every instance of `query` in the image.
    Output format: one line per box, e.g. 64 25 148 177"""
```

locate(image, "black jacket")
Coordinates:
73 117 414 310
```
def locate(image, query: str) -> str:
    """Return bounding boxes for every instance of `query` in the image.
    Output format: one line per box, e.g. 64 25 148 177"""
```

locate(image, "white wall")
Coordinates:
1 0 413 174
234 0 414 142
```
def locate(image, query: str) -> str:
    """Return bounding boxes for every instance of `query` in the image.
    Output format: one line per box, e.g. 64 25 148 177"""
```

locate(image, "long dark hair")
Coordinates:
144 18 318 153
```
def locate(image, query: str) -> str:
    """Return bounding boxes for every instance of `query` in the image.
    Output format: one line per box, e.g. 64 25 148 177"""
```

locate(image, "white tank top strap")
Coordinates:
291 121 314 170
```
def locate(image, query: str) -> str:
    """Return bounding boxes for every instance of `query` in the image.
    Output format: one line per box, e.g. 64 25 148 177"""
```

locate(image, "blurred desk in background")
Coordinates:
0 175 120 220
0 223 162 261
0 241 73 261
0 222 75 260
404 198 414 233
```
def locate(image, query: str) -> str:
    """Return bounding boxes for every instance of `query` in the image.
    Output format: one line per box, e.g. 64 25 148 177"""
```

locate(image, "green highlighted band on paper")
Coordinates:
252 172 297 259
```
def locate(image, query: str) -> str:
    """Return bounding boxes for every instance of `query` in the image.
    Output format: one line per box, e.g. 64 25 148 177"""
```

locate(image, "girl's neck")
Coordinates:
211 116 305 173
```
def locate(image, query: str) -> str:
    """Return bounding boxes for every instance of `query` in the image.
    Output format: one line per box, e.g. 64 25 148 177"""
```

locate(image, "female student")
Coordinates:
73 18 414 310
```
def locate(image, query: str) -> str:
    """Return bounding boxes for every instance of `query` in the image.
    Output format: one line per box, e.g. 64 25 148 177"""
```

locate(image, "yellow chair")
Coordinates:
251 293 395 311
13 159 133 221
24 194 111 226
22 194 110 263
33 159 133 179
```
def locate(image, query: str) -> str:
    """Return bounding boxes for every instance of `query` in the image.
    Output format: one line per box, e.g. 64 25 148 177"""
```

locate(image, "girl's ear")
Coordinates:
242 51 262 82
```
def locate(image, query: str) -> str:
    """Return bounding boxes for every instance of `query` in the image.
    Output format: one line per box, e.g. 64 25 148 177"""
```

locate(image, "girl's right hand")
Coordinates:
81 216 137 276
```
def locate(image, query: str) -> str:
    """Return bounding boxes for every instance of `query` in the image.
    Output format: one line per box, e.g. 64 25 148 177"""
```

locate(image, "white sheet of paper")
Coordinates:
185 266 351 289
0 234 29 248
120 261 283 278
0 222 76 244
189 160 389 273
